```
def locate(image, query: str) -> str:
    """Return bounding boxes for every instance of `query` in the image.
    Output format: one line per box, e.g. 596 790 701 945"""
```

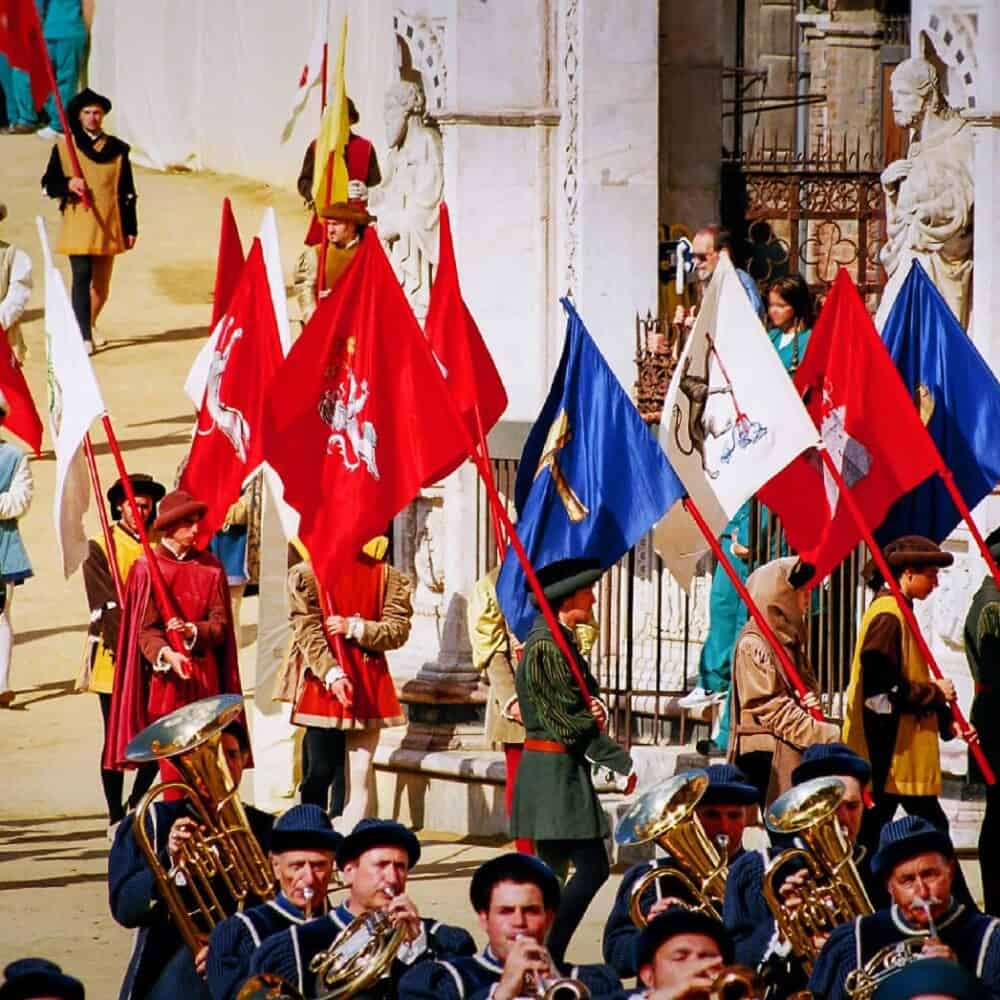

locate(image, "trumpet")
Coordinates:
524 974 590 1000
615 771 728 925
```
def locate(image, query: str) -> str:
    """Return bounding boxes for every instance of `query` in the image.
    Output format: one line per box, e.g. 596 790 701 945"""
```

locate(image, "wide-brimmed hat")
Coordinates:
700 763 759 806
870 815 954 880
863 535 953 588
634 908 733 971
0 958 84 1000
153 489 207 532
871 958 986 1000
469 853 561 914
107 473 166 514
336 818 420 869
67 87 112 119
270 804 342 855
528 557 603 607
318 200 375 225
792 742 871 787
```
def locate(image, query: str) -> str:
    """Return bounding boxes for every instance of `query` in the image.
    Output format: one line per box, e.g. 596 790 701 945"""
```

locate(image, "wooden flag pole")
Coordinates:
81 433 125 609
819 449 994 784
682 495 826 722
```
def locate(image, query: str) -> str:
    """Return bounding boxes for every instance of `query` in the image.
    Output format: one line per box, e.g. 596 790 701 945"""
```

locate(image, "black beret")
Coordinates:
634 908 733 971
469 853 561 913
336 818 420 869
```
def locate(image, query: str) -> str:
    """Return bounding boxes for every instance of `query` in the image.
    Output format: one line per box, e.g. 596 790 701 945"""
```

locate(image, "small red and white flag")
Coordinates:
282 0 331 142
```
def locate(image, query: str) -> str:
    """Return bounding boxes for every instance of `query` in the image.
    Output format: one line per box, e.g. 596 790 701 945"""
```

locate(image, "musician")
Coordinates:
511 558 637 966
0 958 85 1000
108 720 273 1000
870 957 988 1000
632 909 734 1000
207 804 341 1000
247 818 475 997
398 853 623 1000
809 816 1000 1000
603 763 758 978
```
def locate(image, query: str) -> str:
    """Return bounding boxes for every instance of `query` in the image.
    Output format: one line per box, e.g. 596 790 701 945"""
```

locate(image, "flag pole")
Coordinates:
682 495 826 722
472 402 509 562
81 433 125 608
819 449 994 784
936 467 1000 592
317 154 333 295
320 41 328 113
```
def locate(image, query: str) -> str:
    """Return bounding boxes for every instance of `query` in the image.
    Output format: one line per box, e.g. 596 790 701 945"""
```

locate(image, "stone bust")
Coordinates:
878 57 974 328
371 79 444 324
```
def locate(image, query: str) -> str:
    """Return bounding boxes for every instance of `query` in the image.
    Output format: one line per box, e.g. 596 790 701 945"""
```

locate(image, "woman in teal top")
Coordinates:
766 274 814 373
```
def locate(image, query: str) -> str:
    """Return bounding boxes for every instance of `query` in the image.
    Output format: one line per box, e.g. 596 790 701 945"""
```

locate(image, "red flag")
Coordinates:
0 0 52 108
424 202 508 448
180 239 284 546
211 198 245 328
758 269 942 583
0 328 42 456
262 228 471 594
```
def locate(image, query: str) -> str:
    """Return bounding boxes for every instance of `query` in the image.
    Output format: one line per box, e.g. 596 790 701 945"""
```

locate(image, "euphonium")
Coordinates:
762 776 873 972
125 694 276 954
614 771 728 926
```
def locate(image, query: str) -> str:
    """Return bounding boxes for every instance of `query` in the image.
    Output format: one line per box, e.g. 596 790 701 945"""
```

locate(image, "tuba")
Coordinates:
615 770 728 926
125 694 276 954
762 776 873 972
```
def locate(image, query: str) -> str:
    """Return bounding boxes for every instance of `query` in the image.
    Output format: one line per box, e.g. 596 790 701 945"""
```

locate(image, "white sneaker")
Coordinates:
92 327 106 348
36 126 58 140
678 686 715 709
84 339 95 356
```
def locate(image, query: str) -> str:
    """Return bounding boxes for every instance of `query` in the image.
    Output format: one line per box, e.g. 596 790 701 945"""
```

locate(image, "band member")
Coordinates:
108 720 273 1000
510 558 637 966
809 816 1000 1000
869 957 987 1000
398 853 623 1000
844 536 965 857
82 473 165 834
729 557 840 806
633 909 735 1000
274 536 412 834
207 804 341 1000
604 763 758 977
0 958 85 1000
247 818 475 997
104 490 244 781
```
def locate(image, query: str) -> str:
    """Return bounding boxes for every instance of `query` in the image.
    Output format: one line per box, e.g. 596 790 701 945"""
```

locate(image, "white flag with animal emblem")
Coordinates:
653 254 819 589
36 218 108 578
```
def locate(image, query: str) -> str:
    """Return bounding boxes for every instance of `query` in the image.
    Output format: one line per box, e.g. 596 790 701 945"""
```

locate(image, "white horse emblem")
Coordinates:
318 369 379 480
195 316 250 463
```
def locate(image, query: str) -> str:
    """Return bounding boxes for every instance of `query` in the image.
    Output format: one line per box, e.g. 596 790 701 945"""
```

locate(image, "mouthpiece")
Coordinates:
303 887 315 899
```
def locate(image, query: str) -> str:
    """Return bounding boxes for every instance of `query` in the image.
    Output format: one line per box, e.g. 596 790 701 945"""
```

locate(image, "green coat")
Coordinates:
510 614 632 841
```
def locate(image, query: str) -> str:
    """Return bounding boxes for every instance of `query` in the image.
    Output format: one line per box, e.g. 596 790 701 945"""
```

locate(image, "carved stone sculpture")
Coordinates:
879 58 974 328
371 79 444 323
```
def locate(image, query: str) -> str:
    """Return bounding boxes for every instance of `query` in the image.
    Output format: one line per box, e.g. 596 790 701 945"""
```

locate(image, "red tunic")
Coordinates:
303 134 377 245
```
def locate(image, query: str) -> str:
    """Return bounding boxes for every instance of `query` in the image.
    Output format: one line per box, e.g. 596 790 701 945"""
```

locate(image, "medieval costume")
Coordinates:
41 87 138 347
0 203 31 363
82 473 165 827
728 557 839 806
844 536 956 858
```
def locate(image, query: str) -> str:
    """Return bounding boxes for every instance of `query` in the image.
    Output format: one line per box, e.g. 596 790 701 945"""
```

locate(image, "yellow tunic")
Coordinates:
56 137 126 256
843 595 942 796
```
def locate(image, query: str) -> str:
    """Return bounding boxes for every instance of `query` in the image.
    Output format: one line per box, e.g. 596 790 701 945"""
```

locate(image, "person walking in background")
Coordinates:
0 203 32 364
36 0 91 140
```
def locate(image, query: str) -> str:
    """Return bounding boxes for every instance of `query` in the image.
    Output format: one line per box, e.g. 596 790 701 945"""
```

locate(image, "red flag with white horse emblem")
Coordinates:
262 228 471 596
180 239 283 545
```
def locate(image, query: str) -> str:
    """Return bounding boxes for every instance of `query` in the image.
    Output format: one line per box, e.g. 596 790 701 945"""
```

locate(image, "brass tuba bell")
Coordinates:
762 776 873 972
614 770 728 926
125 694 276 954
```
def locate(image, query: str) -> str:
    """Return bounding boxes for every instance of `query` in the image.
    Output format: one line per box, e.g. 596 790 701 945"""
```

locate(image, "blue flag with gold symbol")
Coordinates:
877 260 1000 545
496 299 685 640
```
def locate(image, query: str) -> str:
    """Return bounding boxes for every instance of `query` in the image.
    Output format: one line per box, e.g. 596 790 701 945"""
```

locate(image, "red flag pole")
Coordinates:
936 467 1000 592
471 403 509 562
682 495 826 722
819 449 994 784
320 42 328 113
317 154 333 295
81 432 125 608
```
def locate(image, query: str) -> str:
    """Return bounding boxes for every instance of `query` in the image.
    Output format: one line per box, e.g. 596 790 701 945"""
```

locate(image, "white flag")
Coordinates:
654 255 819 588
36 218 107 578
282 0 330 142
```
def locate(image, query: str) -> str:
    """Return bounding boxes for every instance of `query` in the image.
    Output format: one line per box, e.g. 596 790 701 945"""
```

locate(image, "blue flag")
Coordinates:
877 261 1000 545
496 300 685 639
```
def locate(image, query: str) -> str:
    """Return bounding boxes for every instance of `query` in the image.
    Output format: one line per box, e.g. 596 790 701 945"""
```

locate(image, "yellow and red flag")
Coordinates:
311 16 350 216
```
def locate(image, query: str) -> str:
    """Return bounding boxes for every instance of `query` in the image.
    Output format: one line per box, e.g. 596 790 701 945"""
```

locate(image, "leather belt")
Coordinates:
524 738 569 754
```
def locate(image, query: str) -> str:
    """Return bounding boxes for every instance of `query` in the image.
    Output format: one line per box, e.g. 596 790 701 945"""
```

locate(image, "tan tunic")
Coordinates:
56 137 126 256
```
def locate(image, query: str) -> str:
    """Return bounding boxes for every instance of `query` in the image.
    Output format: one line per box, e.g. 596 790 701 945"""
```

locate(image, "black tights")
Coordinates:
534 838 610 965
982 784 1000 915
98 693 157 824
300 726 346 818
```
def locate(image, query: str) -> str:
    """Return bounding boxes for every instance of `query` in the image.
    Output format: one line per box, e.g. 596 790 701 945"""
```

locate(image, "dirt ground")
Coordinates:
0 134 624 994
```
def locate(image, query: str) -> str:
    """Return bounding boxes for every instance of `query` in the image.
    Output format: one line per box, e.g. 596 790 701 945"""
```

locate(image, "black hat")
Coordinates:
871 958 986 1000
67 87 112 119
699 763 759 806
270 804 342 855
0 959 84 1000
791 742 871 787
107 473 166 516
870 816 954 881
469 853 561 914
528 558 603 607
336 818 420 869
863 535 953 589
634 908 733 971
